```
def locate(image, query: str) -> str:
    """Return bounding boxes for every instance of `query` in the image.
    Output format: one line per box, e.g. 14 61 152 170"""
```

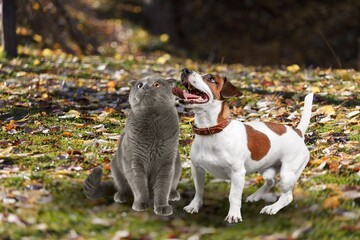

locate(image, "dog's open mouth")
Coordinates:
172 80 209 104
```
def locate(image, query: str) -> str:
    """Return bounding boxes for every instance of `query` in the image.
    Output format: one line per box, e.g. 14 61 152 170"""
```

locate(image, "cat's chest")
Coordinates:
128 115 178 138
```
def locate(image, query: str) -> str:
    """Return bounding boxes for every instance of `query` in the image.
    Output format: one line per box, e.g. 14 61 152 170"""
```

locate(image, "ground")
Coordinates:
1 22 360 240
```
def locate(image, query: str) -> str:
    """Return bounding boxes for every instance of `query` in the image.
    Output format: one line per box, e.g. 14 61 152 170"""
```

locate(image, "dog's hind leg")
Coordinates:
246 167 277 203
260 152 309 215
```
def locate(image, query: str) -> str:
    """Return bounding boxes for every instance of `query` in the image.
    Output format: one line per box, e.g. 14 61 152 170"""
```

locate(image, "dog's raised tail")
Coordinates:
296 93 314 137
84 166 116 200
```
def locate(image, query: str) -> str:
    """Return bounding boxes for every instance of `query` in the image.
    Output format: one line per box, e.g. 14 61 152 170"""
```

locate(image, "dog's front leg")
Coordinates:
224 170 245 223
184 163 205 214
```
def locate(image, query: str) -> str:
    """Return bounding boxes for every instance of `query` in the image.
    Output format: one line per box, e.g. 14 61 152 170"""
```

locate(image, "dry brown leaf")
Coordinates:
62 132 73 137
322 196 340 209
5 120 16 131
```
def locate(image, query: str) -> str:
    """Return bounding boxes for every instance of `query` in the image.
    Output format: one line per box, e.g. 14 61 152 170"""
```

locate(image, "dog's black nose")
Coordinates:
182 68 192 75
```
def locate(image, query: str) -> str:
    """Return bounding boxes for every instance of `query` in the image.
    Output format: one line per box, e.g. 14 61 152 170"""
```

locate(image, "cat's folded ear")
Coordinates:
129 80 137 87
166 79 178 87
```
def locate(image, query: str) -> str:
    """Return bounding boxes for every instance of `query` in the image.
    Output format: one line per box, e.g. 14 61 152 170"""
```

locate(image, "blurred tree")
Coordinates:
13 0 99 55
142 0 178 44
1 0 17 57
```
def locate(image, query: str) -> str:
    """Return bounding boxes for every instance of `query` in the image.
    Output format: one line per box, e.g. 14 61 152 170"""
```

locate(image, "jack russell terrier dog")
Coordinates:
172 68 313 223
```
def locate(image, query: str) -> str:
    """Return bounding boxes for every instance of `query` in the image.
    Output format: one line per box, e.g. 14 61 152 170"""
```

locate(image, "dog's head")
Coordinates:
172 68 242 107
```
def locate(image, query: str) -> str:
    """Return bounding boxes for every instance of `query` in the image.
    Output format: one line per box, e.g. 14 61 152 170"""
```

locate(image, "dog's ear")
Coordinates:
220 77 242 99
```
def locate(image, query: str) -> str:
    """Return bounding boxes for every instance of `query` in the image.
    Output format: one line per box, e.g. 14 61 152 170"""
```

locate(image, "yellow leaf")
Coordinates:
138 29 147 38
156 54 171 64
0 146 13 158
159 33 169 43
33 2 40 10
316 105 336 116
335 69 351 81
68 110 81 117
41 93 48 99
42 48 53 57
72 123 85 128
109 118 121 125
311 86 321 93
287 64 300 73
33 34 42 42
133 6 142 14
33 59 40 65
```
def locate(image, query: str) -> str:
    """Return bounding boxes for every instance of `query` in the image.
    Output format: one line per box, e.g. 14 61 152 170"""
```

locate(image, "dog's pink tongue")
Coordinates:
172 87 185 98
172 87 199 99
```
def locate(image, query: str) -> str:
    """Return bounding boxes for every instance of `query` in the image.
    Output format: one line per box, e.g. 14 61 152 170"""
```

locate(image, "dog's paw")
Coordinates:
183 201 202 214
169 190 181 201
114 191 129 203
154 205 173 216
260 204 279 215
132 201 149 212
224 214 243 223
245 193 262 203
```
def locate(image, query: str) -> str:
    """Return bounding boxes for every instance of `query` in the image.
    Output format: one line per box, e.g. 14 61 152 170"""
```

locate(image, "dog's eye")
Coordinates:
153 82 161 88
207 77 216 83
137 83 143 89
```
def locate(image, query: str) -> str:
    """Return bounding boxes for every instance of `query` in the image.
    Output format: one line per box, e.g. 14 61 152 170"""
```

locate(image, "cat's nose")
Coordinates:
143 84 149 90
181 68 192 75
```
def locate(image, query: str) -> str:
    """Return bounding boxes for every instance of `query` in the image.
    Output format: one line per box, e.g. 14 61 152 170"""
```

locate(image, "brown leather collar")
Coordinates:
192 118 232 135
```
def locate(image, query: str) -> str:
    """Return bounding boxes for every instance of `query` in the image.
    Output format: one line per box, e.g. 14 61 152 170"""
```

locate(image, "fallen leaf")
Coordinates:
62 132 72 137
0 146 14 158
107 80 117 88
157 53 171 64
316 105 336 116
322 196 340 209
5 120 16 131
287 64 300 73
112 230 130 240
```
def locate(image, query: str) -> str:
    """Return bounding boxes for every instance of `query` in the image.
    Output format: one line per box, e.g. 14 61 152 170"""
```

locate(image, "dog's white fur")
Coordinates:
183 71 313 223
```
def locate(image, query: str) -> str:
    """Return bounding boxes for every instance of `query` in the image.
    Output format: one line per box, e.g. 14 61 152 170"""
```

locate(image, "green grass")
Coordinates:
1 50 359 239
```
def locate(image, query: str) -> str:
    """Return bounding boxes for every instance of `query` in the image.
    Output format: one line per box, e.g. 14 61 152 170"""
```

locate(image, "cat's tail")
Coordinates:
84 167 116 200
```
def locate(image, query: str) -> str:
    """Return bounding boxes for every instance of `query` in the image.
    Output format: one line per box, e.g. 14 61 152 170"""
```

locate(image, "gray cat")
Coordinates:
84 76 181 216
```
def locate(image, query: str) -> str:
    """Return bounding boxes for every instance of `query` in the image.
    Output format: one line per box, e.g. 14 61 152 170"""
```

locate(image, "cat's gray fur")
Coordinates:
84 76 181 216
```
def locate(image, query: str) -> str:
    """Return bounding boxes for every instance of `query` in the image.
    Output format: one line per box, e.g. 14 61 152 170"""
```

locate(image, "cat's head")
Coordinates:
128 76 177 109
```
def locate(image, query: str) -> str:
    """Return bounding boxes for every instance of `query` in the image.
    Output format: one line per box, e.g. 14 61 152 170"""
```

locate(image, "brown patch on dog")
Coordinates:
202 75 242 100
203 75 224 100
217 102 230 123
265 122 287 136
244 124 270 161
293 128 303 138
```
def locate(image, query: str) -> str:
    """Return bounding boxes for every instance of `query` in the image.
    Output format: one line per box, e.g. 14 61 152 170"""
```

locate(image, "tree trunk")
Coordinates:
1 0 17 58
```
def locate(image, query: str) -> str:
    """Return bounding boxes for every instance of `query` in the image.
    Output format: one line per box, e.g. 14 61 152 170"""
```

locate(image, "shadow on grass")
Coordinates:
11 172 353 239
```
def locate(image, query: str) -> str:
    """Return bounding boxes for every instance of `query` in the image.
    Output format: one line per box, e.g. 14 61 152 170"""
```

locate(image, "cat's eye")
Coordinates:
153 82 161 88
137 83 143 89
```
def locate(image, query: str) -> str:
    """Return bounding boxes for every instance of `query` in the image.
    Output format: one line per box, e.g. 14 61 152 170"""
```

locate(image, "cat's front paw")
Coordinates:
154 205 173 216
169 190 180 201
132 201 149 212
114 191 129 203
